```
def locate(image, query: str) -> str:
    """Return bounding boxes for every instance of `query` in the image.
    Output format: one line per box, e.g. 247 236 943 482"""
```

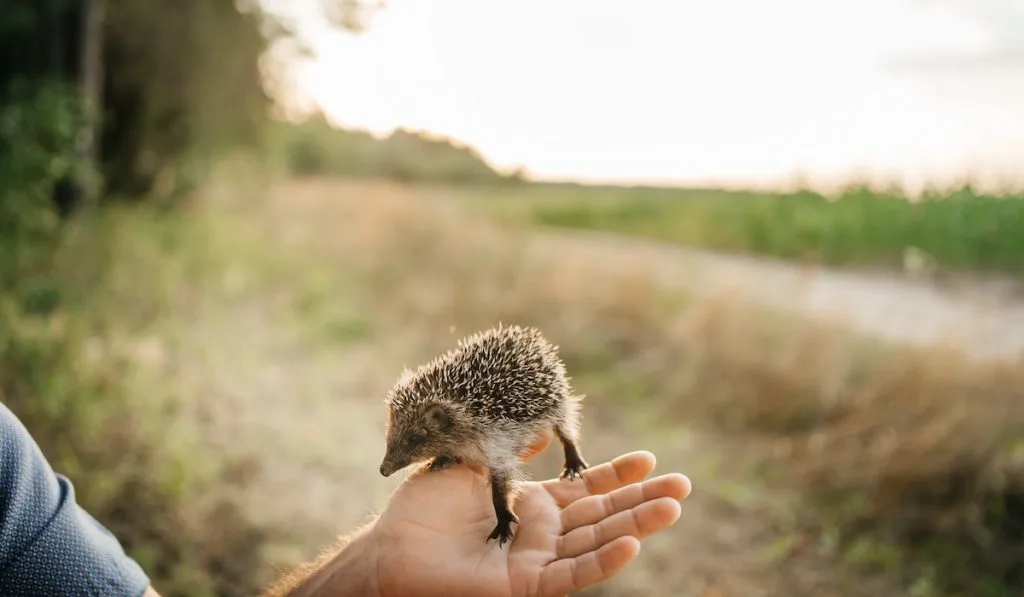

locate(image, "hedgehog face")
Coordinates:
380 401 461 477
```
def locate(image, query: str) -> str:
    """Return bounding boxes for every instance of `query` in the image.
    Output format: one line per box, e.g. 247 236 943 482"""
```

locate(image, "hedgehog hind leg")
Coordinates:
555 423 589 481
486 467 519 547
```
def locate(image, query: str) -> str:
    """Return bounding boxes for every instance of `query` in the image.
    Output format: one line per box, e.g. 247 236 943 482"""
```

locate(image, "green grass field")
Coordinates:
477 182 1024 275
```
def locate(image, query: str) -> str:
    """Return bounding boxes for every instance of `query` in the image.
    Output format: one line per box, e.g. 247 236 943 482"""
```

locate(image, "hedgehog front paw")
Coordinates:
428 455 461 472
487 514 518 547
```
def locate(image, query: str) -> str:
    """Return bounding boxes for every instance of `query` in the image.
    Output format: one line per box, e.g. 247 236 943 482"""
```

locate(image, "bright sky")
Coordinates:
266 0 1024 191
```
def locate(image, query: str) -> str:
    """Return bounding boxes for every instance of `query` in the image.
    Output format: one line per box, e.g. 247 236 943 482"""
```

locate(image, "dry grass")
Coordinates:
90 167 1024 596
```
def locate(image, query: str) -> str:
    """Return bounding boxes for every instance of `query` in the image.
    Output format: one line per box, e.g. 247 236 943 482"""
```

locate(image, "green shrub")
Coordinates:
1 82 270 597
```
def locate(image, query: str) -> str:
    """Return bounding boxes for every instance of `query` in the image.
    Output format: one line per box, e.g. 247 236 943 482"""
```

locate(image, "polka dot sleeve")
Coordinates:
0 402 152 596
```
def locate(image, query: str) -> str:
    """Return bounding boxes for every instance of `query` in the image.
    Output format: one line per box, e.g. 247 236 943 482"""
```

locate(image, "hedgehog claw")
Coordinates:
428 456 460 472
560 458 589 481
487 517 517 547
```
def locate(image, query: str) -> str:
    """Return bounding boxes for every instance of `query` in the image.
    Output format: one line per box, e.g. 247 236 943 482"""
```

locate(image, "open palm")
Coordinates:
372 447 691 597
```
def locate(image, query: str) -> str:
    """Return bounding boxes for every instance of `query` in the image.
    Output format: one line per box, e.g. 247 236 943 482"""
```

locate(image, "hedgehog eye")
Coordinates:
408 433 425 447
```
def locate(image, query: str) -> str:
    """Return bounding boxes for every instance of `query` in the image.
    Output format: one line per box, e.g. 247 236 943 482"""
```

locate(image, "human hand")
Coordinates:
366 432 691 597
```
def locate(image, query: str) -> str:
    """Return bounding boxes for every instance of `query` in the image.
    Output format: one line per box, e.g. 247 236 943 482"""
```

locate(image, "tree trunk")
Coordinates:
78 0 105 209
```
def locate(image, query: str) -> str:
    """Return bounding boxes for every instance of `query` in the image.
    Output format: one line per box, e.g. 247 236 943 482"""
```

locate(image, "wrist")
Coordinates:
288 522 381 597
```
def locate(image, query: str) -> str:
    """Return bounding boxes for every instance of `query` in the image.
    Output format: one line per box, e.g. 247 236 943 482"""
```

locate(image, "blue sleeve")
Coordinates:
0 402 151 596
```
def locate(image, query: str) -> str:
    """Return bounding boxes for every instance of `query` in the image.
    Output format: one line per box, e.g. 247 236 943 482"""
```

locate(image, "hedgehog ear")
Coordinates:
425 403 452 430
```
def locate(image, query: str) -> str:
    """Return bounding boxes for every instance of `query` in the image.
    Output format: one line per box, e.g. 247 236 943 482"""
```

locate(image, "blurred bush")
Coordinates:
100 0 270 200
263 113 520 185
0 79 86 287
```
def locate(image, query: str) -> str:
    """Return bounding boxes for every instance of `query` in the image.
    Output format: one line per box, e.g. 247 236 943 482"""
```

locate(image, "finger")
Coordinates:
521 428 554 462
561 473 691 532
558 497 681 559
543 451 657 507
540 536 641 597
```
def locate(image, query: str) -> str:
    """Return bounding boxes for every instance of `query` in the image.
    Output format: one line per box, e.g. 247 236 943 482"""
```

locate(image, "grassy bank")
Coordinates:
475 182 1024 275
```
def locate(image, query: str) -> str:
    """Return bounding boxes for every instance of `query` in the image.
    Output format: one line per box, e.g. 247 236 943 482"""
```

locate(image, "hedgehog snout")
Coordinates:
379 448 408 477
380 456 402 477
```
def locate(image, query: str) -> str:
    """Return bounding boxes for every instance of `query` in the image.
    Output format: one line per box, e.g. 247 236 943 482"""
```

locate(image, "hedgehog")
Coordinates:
378 323 589 546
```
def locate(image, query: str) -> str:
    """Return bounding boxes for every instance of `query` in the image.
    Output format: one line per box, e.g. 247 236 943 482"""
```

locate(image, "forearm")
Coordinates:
261 521 380 597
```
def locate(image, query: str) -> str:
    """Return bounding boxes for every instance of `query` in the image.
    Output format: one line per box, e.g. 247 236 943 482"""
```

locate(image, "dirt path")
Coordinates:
537 228 1024 362
153 177 917 596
